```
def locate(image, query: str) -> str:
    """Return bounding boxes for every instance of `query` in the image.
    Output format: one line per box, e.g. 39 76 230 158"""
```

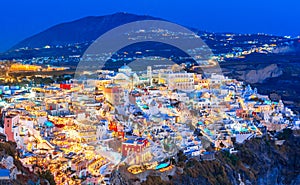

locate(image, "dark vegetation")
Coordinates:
140 129 300 185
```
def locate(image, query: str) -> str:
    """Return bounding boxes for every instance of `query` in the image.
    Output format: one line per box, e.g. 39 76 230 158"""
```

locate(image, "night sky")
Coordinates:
1 0 299 52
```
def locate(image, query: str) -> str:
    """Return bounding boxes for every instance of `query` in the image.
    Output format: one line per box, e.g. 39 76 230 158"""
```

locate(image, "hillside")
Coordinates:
112 129 300 185
10 12 160 50
0 12 299 112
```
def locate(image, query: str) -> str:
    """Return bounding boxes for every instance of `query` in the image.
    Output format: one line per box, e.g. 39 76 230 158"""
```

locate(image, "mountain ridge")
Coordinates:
10 12 161 50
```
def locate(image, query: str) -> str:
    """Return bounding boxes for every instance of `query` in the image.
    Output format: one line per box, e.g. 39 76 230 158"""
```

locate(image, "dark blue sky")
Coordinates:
1 0 299 52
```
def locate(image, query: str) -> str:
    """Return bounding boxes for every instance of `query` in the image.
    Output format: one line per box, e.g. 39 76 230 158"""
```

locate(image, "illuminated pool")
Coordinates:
44 121 54 127
155 162 169 170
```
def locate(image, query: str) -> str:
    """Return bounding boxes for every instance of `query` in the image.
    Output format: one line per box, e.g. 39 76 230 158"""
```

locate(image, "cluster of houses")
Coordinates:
0 64 299 184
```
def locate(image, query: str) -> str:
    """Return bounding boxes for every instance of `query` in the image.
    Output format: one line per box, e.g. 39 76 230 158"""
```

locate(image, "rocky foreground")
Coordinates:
112 129 300 185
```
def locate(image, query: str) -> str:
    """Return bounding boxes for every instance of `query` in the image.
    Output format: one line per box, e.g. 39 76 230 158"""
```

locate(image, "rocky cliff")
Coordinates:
113 129 300 185
222 63 283 84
